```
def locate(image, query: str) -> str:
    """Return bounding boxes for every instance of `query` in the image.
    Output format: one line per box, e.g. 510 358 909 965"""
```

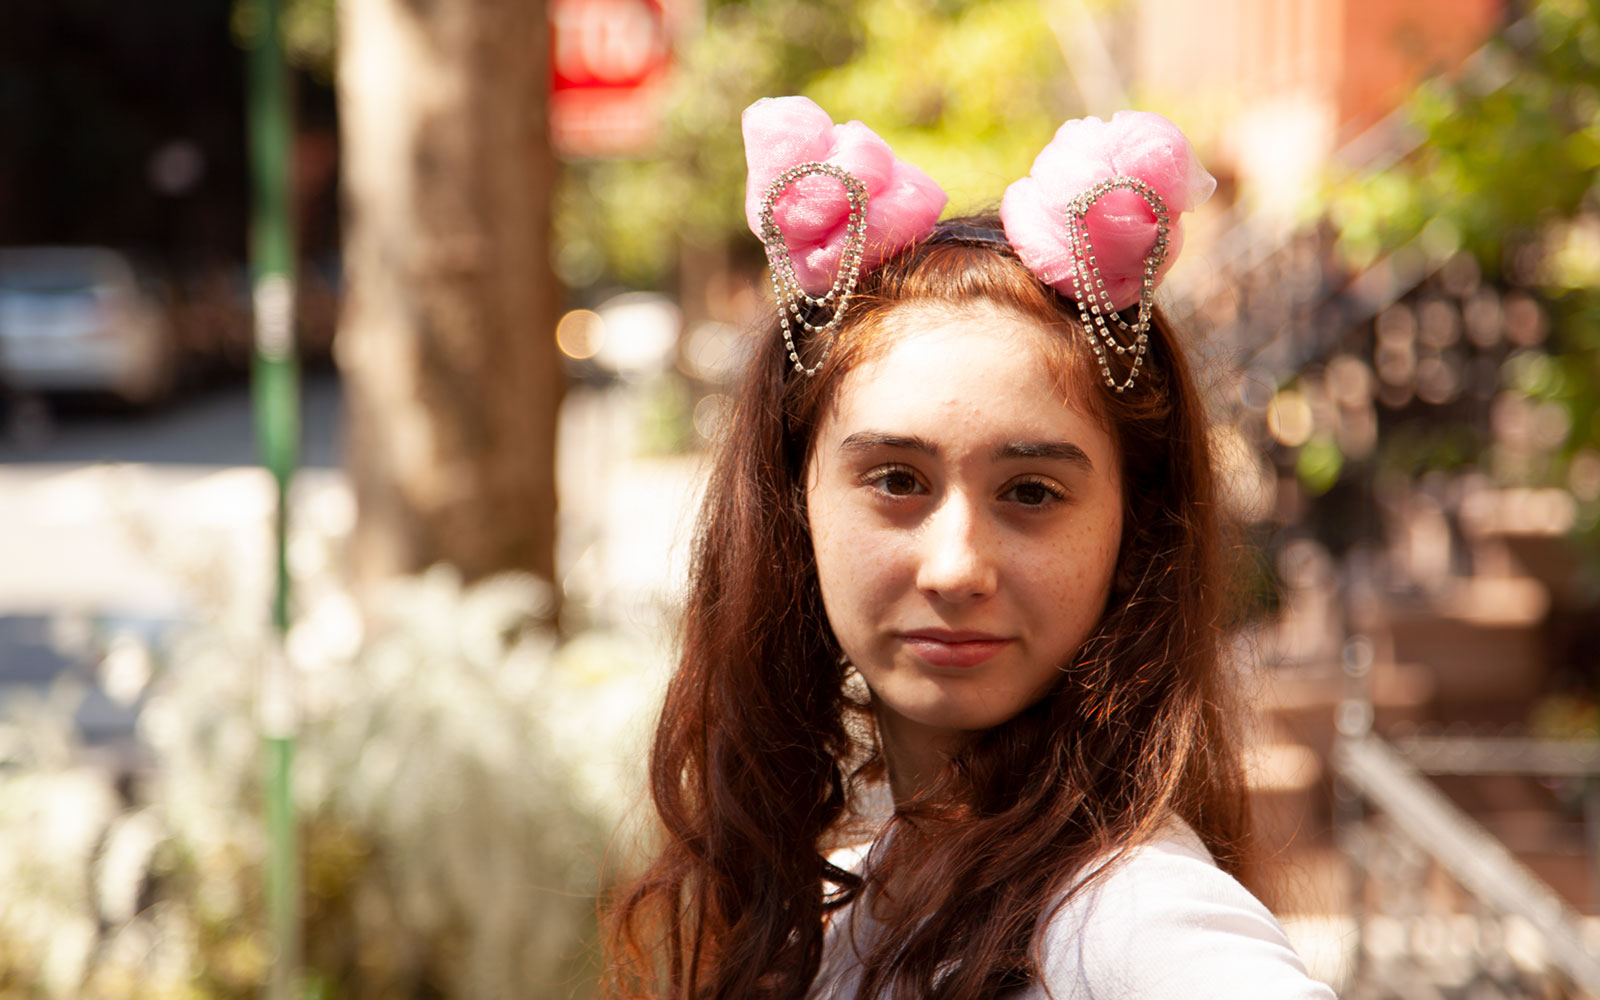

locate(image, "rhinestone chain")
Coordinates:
759 162 869 376
1062 176 1171 393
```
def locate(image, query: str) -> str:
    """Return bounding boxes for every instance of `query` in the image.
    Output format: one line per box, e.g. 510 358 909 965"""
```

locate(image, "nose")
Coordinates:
915 493 998 604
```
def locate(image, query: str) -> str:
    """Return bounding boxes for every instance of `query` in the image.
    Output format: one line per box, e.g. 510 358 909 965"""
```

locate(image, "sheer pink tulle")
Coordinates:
1000 111 1215 311
743 97 947 297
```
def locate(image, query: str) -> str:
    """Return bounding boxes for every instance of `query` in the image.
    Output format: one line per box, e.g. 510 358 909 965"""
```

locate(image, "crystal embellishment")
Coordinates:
1062 176 1171 393
758 162 870 377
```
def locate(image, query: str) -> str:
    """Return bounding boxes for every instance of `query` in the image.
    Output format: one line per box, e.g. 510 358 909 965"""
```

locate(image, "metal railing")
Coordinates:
1327 631 1600 1000
1335 731 1600 993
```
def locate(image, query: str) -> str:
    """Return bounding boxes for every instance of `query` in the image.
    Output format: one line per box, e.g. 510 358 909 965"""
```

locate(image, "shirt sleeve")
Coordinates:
1037 830 1338 1000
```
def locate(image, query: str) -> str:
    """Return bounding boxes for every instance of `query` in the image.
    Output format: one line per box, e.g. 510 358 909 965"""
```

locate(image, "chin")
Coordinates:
887 696 1022 736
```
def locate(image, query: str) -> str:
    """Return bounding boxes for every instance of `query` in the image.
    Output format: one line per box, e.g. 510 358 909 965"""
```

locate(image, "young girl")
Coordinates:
607 97 1335 1000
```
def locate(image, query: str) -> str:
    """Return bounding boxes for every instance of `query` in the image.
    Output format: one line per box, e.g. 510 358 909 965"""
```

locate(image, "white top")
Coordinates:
810 820 1337 999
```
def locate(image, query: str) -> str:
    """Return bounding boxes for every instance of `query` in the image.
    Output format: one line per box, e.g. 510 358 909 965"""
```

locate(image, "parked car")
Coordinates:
0 247 177 405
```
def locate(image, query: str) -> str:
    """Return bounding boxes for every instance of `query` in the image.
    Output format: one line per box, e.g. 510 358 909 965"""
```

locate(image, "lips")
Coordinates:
899 630 1012 669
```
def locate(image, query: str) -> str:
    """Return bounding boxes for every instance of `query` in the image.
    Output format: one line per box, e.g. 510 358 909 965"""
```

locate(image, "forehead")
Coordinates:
826 302 1104 433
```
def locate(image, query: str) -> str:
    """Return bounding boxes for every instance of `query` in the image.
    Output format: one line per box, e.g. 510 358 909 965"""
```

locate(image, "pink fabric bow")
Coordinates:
743 96 948 297
1001 111 1216 311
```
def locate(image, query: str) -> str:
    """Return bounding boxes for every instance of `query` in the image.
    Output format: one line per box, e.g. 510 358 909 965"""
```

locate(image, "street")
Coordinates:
1 367 343 469
0 371 347 744
0 369 705 748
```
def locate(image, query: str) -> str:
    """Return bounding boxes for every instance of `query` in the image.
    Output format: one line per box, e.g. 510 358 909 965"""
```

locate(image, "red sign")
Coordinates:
550 0 672 158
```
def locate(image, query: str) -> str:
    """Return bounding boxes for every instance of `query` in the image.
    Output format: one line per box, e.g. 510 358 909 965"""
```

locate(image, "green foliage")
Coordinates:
1324 0 1600 541
1296 435 1345 496
1327 0 1600 273
232 0 336 81
1374 421 1486 478
559 0 1077 290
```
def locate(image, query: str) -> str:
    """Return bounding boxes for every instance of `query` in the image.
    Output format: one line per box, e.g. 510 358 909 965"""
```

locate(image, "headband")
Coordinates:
743 98 1215 391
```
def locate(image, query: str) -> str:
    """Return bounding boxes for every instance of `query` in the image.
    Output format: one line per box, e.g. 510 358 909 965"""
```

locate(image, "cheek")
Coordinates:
806 483 857 619
807 489 906 645
811 505 882 605
1029 506 1123 614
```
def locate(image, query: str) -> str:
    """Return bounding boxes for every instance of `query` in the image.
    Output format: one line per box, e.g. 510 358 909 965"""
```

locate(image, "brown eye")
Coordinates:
882 470 918 495
1002 477 1066 507
862 463 925 498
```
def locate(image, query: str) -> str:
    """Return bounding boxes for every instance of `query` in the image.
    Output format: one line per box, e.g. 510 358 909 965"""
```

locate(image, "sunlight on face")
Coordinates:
806 303 1124 780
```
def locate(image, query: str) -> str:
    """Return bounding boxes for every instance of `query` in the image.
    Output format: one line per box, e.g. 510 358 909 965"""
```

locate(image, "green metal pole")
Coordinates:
246 0 300 997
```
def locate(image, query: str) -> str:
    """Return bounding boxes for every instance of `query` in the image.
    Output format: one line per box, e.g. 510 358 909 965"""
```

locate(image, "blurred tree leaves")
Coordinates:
232 0 335 81
1328 0 1600 275
558 0 1081 291
1326 0 1600 501
227 0 1086 290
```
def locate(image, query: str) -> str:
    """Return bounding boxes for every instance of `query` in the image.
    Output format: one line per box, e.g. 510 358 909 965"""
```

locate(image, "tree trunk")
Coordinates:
336 0 562 590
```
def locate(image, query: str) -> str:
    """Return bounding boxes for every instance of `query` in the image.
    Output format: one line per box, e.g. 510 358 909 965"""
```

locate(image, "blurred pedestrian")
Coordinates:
606 97 1333 1000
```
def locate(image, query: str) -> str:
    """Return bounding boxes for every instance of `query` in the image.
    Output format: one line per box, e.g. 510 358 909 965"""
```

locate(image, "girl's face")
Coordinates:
806 303 1124 767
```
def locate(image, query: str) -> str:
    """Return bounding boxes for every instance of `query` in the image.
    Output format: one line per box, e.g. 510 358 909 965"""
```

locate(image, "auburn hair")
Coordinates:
605 218 1252 999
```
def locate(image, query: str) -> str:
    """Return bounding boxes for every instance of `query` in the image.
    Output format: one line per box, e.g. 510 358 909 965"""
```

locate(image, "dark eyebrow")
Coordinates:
837 431 939 456
837 432 1092 471
993 440 1094 472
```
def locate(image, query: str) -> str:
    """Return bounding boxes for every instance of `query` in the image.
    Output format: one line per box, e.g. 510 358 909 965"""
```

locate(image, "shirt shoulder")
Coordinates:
1035 823 1337 1000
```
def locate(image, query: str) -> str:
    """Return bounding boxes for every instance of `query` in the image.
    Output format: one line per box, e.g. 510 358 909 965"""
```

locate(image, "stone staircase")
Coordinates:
1236 480 1600 995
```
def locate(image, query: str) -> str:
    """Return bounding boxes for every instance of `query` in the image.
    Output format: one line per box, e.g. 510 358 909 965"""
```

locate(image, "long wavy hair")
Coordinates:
605 218 1252 1000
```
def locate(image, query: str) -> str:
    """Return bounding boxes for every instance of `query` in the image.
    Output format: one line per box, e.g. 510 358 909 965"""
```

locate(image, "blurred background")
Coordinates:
2 0 1599 996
